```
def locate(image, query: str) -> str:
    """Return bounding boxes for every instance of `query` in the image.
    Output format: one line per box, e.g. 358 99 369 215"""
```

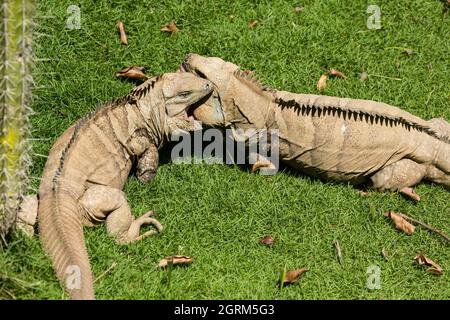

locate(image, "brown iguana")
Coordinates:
37 72 213 299
179 54 450 194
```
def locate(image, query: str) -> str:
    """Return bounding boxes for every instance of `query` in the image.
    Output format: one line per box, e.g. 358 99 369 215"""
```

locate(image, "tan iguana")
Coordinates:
180 54 450 193
37 72 213 299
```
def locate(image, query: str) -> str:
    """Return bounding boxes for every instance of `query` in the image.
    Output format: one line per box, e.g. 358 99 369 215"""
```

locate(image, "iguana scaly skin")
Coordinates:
180 54 450 191
38 72 213 299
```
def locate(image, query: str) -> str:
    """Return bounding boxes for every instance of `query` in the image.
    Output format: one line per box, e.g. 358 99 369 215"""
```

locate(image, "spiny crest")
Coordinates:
275 98 450 144
233 69 275 93
129 75 162 100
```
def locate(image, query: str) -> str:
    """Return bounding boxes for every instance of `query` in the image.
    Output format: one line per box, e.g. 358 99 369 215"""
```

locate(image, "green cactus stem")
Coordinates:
0 0 34 242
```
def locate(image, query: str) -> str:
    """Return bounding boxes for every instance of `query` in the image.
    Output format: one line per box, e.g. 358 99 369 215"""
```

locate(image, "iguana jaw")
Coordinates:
160 72 214 129
178 54 238 126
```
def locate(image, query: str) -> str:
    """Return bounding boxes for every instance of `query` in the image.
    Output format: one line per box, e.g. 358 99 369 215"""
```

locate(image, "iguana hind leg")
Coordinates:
370 159 426 192
80 185 163 244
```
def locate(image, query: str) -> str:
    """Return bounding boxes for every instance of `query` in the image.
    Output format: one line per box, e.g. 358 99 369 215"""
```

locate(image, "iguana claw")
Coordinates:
399 187 421 202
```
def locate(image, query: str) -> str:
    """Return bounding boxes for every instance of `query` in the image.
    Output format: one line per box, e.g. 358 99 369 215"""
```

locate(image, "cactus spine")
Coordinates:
0 0 34 242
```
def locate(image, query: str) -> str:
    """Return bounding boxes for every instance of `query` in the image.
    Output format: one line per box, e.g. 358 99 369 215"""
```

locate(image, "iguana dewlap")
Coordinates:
180 54 450 190
37 73 212 299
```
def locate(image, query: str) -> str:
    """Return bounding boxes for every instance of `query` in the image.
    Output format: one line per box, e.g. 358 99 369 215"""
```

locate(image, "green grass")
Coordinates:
1 0 449 299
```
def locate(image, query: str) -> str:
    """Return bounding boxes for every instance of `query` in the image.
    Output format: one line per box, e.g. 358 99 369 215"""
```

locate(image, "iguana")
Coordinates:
179 54 450 194
37 72 213 299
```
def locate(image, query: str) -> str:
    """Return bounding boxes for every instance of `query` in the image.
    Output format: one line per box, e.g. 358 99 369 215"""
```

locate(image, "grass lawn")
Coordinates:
1 0 449 299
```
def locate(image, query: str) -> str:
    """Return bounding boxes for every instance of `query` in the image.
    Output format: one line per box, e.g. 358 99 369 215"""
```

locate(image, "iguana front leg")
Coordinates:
136 144 159 183
80 185 163 244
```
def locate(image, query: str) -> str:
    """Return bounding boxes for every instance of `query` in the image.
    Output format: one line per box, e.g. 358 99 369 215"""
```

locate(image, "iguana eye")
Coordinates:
178 91 192 98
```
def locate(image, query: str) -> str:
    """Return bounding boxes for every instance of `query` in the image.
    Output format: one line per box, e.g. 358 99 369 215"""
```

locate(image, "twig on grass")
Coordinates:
396 212 450 244
334 239 343 265
94 261 118 284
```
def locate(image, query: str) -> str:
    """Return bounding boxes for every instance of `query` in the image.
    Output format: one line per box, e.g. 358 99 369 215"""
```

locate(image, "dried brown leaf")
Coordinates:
329 69 347 79
316 74 328 91
116 21 128 45
260 235 274 246
357 190 368 196
360 72 369 81
381 248 389 261
384 211 415 235
243 69 254 75
158 255 193 268
402 48 415 56
248 19 258 29
283 268 308 285
414 254 443 275
334 240 343 265
161 22 179 34
116 66 147 80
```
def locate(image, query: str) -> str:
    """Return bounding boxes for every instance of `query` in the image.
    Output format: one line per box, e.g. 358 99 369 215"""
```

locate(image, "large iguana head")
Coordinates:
133 72 213 140
178 54 240 126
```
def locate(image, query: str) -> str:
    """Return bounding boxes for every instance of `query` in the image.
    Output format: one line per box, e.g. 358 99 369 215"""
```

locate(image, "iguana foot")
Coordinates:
119 211 163 244
399 187 421 202
251 160 276 173
17 195 38 236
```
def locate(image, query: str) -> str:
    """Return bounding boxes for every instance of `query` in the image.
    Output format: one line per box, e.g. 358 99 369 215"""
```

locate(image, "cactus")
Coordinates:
0 0 34 243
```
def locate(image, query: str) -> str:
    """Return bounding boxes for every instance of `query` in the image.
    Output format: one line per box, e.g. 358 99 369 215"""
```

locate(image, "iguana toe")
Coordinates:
399 187 421 202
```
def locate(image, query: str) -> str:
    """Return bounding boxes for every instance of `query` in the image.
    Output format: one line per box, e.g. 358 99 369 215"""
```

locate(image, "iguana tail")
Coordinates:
38 190 94 299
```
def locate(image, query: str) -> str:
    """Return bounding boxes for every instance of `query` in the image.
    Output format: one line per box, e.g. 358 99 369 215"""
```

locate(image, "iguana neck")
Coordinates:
129 77 170 148
134 97 168 148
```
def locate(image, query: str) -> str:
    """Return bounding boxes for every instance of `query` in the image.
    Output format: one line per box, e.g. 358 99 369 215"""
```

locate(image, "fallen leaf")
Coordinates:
384 211 415 235
116 66 147 80
414 253 443 275
116 21 128 45
359 71 369 81
357 190 368 196
161 21 179 34
294 6 305 13
159 255 193 268
260 235 274 246
329 69 347 79
282 268 308 286
402 48 415 56
316 74 328 91
334 240 343 265
381 248 389 261
248 19 258 29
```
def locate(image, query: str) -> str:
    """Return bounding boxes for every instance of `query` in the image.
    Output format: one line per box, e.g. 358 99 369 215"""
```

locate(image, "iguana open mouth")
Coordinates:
181 92 212 120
